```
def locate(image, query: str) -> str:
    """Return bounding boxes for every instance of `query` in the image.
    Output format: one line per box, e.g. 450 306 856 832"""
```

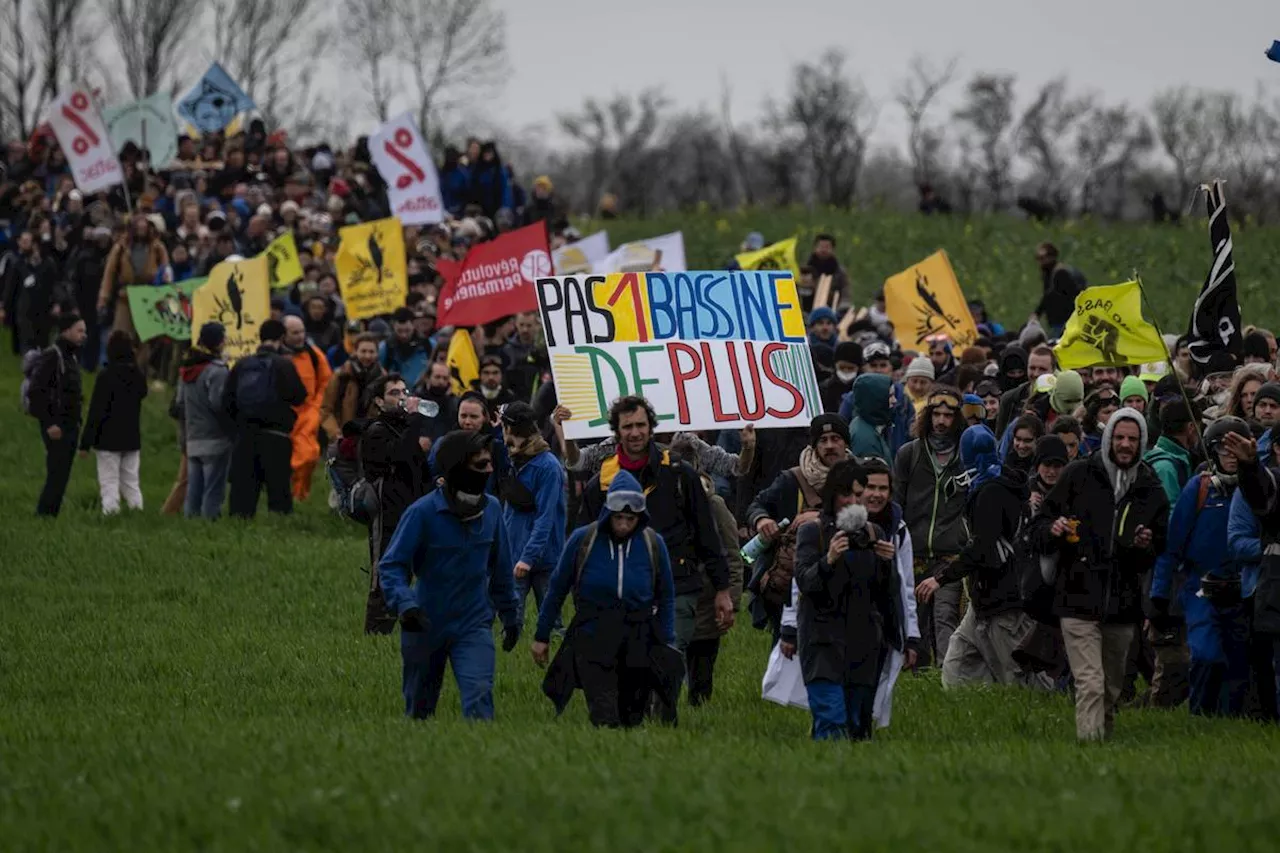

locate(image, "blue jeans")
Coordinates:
185 451 231 519
515 569 552 624
1188 601 1250 717
401 626 496 721
806 680 877 741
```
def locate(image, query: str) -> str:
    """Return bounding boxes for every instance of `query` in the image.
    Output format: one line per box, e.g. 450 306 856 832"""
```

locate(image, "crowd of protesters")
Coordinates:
10 119 1280 743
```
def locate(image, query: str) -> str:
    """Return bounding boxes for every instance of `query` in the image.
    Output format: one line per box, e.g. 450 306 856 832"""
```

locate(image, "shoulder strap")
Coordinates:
790 466 821 511
573 525 600 592
1196 472 1212 513
643 528 660 590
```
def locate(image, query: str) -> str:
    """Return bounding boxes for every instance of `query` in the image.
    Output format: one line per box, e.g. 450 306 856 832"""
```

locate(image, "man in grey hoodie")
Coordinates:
179 322 234 519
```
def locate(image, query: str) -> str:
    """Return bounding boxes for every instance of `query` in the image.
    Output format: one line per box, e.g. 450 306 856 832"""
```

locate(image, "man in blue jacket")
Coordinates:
1228 428 1277 719
378 429 522 721
499 402 566 620
1151 417 1251 716
532 470 678 728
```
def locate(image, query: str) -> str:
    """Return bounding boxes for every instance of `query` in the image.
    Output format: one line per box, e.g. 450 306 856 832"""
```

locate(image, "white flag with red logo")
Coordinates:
49 88 123 194
369 112 445 225
436 223 551 328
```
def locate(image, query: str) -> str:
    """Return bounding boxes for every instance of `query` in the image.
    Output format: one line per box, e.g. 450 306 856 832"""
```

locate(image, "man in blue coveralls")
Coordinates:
379 429 523 720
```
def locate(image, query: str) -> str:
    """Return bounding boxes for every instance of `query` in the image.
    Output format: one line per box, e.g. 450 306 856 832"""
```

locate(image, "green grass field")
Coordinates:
6 212 1280 850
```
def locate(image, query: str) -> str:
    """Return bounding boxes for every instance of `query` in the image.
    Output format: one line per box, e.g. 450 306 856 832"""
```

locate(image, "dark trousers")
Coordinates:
228 429 293 518
400 627 496 720
1246 599 1278 720
1189 602 1251 717
806 680 877 741
686 637 721 707
576 648 652 728
17 313 51 353
37 423 78 516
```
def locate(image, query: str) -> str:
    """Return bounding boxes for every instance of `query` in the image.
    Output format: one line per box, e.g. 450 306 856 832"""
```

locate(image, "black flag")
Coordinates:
1186 180 1242 368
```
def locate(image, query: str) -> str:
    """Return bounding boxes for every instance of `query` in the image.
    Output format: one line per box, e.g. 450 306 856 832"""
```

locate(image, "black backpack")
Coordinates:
234 355 278 422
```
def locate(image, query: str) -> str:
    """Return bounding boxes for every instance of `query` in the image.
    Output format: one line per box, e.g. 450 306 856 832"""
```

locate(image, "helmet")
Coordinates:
1203 416 1251 456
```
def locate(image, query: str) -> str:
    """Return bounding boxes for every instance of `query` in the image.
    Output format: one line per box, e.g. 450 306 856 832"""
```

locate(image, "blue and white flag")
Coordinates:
175 62 255 135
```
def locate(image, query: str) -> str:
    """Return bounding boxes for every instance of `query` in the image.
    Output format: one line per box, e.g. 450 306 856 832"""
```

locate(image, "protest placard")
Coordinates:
49 88 123 194
176 62 255 135
369 112 445 225
537 270 822 440
102 93 178 167
127 278 206 342
264 232 303 289
593 232 686 274
336 217 407 320
553 231 609 274
191 258 270 362
883 250 978 353
436 222 550 328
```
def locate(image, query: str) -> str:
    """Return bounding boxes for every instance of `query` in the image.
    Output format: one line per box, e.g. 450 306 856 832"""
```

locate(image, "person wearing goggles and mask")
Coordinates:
893 387 969 667
377 429 522 722
532 470 680 728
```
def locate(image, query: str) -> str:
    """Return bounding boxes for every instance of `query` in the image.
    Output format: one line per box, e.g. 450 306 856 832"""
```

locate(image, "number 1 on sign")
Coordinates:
607 273 648 342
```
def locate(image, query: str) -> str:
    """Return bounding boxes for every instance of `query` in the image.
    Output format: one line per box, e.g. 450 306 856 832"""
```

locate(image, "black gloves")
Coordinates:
502 623 522 652
400 607 429 633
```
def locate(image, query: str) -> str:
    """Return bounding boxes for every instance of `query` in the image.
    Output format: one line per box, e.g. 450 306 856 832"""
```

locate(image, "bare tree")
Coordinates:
343 0 397 123
953 73 1017 211
719 74 755 206
0 0 95 138
1074 103 1153 217
1151 87 1223 207
774 49 875 208
896 54 957 188
394 0 506 138
103 0 202 98
1017 77 1094 214
1214 88 1276 223
558 89 669 215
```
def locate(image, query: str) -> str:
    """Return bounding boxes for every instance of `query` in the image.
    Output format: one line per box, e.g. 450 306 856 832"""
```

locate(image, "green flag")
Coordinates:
127 278 206 342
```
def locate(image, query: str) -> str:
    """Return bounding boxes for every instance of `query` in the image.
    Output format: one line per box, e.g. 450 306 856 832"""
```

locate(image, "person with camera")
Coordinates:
791 459 902 740
360 373 436 634
1150 416 1251 716
1032 408 1169 742
378 429 522 721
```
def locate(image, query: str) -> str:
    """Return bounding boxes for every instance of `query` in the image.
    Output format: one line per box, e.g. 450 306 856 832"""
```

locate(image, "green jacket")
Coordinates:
1143 435 1192 513
848 373 894 464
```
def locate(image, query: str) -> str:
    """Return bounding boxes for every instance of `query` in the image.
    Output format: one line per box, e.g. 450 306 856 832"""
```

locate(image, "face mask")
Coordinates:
836 369 857 384
449 466 490 497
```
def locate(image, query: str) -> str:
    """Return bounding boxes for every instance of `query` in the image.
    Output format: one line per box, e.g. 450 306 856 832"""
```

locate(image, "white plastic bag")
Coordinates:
761 642 809 709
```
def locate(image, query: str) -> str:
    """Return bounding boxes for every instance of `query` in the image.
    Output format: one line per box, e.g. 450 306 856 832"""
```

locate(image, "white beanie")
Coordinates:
905 358 935 380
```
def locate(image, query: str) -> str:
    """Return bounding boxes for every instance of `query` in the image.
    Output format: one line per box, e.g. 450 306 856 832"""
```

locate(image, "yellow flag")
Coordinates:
191 256 271 363
446 328 479 397
1054 281 1168 370
335 216 407 321
735 237 799 276
883 250 979 353
264 232 303 289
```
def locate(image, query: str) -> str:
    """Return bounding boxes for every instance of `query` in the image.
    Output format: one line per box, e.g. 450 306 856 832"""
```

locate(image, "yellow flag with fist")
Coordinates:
1053 281 1168 370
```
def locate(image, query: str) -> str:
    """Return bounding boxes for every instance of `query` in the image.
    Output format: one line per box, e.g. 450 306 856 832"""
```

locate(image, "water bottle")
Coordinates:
403 399 440 418
741 518 790 565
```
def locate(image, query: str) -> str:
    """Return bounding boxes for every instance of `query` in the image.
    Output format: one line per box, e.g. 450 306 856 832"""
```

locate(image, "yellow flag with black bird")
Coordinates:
883 250 979 353
1054 281 1168 370
735 236 800 277
190 256 271 363
335 216 407 320
446 327 479 397
264 231 304 289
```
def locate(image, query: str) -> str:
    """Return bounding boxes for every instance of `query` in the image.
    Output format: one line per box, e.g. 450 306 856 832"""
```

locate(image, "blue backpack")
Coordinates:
234 355 278 422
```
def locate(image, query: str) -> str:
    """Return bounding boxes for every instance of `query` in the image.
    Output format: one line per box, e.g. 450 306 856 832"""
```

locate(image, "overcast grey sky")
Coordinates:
486 0 1279 146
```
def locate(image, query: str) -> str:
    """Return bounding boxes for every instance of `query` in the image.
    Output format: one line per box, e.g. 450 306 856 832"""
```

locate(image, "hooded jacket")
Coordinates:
841 381 914 459
848 373 894 464
1032 411 1169 622
378 336 430 389
936 458 1028 617
179 348 233 457
892 432 969 561
1145 434 1194 511
501 446 567 575
534 470 676 645
378 483 521 640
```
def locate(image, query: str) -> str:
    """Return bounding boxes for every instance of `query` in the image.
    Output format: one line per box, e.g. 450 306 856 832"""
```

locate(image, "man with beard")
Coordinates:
1033 408 1168 741
918 425 1050 688
1253 383 1280 434
893 387 969 666
578 395 733 709
26 314 86 516
498 402 566 625
501 311 543 402
321 333 386 441
820 341 862 414
748 414 852 636
476 354 516 408
283 315 333 501
410 360 459 443
996 344 1057 438
378 429 522 720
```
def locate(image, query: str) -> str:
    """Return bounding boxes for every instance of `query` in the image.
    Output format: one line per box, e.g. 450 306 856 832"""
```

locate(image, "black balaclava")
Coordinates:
434 430 492 519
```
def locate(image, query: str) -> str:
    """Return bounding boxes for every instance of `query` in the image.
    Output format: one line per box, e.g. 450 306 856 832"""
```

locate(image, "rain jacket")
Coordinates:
841 381 914 458
501 448 567 575
847 373 894 464
1145 434 1194 512
290 342 332 475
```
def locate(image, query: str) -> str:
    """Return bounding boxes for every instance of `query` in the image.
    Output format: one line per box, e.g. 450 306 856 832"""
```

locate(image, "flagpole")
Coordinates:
1135 273 1205 446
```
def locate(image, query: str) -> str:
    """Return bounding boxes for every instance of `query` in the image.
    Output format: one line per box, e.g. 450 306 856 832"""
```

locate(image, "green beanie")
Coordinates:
1050 370 1085 415
1120 375 1149 404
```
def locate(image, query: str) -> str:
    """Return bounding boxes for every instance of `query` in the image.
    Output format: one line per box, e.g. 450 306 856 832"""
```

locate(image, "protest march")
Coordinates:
10 18 1280 806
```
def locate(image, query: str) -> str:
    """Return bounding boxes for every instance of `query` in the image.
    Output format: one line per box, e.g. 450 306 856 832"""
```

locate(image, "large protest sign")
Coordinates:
883 250 979 353
537 270 823 440
1055 281 1167 370
553 231 609 274
191 257 270 362
336 217 407 320
436 223 550 327
594 232 686 274
264 231 304 289
176 63 255 135
369 112 445 225
102 93 178 167
127 278 206 342
49 88 123 194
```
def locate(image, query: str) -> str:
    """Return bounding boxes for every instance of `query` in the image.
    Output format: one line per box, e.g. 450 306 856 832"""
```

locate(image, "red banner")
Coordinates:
436 223 551 328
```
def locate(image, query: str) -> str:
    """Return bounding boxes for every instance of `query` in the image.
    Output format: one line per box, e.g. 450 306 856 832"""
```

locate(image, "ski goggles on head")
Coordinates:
928 391 961 413
605 489 646 515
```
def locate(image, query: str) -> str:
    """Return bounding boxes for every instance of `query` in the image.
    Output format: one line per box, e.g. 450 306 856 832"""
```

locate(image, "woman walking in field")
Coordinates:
80 330 148 514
